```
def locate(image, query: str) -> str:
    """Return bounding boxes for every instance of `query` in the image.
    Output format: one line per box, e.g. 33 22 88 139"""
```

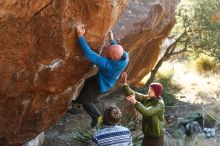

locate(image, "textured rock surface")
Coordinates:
0 0 127 145
113 0 177 84
0 0 177 145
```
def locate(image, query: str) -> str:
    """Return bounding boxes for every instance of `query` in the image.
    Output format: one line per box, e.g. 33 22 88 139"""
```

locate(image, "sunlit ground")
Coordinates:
159 60 220 146
170 60 220 105
142 60 220 105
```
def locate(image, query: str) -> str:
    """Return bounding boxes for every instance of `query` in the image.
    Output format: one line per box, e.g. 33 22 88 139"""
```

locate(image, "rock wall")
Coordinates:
113 0 177 84
0 0 177 145
0 0 127 145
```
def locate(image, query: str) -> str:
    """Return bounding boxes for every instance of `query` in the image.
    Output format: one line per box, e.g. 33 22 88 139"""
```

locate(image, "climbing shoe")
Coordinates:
67 107 81 114
91 116 102 128
67 103 82 114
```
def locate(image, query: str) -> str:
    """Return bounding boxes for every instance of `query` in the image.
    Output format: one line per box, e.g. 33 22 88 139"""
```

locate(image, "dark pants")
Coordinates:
75 75 102 120
141 136 164 146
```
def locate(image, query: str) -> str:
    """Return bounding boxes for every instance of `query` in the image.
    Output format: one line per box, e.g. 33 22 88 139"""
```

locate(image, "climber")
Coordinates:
68 24 129 128
121 72 165 146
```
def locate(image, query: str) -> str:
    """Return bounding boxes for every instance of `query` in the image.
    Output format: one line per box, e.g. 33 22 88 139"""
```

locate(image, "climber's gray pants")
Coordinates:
75 75 103 119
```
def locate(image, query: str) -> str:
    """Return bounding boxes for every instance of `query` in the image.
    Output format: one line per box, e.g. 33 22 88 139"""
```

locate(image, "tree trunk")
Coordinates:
145 57 165 88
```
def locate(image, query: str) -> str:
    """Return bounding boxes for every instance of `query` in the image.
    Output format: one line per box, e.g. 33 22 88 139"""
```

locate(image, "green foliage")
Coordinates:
161 91 177 106
155 70 181 106
120 111 138 131
69 124 94 146
174 0 220 60
132 134 143 146
204 112 216 128
156 71 174 90
193 55 218 74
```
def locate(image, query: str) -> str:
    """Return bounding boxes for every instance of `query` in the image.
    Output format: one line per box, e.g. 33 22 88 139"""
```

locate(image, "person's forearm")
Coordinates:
123 84 145 102
109 31 116 44
78 36 109 69
123 84 134 95
78 36 101 65
135 102 164 117
78 36 94 56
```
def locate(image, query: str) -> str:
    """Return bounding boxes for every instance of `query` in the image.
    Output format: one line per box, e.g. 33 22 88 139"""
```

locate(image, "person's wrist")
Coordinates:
110 39 114 43
78 34 83 38
134 101 138 105
133 101 137 105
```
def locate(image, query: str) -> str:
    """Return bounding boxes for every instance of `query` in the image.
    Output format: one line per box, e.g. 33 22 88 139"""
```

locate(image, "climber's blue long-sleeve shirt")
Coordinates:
78 36 129 93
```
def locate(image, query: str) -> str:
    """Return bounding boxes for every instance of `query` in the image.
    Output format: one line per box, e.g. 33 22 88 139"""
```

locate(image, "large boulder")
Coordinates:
0 0 127 145
113 0 177 84
0 0 177 145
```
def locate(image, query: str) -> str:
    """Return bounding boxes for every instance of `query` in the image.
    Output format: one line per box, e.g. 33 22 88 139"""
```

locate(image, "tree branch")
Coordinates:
171 49 187 56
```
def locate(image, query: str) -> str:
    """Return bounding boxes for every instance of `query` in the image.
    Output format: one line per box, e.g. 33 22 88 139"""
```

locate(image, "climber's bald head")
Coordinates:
106 45 124 61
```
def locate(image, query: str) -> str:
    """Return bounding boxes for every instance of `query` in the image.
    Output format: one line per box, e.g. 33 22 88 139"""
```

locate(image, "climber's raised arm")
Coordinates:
75 24 109 69
108 30 117 45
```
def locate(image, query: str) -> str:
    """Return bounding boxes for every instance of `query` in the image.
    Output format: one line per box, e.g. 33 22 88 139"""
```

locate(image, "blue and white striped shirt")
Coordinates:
92 125 132 146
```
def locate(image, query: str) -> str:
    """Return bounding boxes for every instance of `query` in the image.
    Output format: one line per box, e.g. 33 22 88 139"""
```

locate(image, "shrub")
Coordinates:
194 55 218 74
156 70 182 92
156 70 174 86
204 112 216 128
70 124 94 146
155 70 181 106
162 91 177 106
120 110 138 131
